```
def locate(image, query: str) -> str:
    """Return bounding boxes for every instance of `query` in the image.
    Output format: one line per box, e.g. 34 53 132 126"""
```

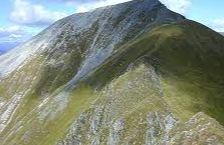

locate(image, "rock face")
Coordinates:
0 0 183 78
170 112 224 144
0 0 224 144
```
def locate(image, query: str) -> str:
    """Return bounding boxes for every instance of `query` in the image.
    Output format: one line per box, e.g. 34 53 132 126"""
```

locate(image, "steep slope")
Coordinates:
0 0 224 144
56 20 224 144
0 0 183 134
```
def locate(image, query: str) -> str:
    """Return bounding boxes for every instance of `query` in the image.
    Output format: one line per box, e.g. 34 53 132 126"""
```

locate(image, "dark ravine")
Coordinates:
0 0 224 144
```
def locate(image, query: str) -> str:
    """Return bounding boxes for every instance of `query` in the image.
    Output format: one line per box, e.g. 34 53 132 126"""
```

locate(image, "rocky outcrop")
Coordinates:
170 112 224 144
57 64 224 145
59 110 224 145
0 0 224 144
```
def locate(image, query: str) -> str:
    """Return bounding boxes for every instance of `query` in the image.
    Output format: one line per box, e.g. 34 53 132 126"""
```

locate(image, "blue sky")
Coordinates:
0 0 224 52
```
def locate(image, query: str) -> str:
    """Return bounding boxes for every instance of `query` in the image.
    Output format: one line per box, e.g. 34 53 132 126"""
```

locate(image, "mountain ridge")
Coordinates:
0 0 224 144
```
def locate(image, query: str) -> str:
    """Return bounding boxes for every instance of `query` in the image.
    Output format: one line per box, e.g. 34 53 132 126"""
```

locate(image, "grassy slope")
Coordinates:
85 20 224 124
1 20 224 144
65 64 168 144
149 21 224 123
1 85 97 145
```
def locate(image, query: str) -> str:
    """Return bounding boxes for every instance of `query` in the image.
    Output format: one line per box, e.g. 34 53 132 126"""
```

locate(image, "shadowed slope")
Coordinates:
0 0 224 144
84 20 224 124
2 19 224 145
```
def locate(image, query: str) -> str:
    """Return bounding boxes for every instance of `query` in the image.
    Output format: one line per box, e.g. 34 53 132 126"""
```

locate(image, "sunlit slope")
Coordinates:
0 6 224 145
84 20 224 123
0 0 184 137
60 19 224 144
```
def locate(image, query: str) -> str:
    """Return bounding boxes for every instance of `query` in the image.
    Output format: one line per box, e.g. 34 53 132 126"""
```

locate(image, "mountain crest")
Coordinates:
0 0 224 144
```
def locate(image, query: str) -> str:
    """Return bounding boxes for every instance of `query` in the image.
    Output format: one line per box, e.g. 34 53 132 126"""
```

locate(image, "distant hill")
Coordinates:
221 32 224 36
0 42 20 55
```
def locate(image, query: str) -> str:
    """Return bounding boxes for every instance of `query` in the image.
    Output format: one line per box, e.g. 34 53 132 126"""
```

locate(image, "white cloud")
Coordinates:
0 25 41 53
9 0 193 27
10 0 69 26
159 0 191 15
66 0 131 13
0 25 30 43
66 0 192 15
0 26 19 32
0 26 21 37
9 34 23 39
209 18 224 32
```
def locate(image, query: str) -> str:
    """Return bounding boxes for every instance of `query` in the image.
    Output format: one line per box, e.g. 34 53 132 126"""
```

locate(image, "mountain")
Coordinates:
221 32 224 36
0 42 20 55
0 0 224 144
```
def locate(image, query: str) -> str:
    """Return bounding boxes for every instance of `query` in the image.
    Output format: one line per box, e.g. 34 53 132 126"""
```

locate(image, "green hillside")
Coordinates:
1 19 224 144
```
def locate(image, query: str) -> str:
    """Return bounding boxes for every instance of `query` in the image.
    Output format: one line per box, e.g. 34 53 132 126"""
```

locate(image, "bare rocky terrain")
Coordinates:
0 0 224 144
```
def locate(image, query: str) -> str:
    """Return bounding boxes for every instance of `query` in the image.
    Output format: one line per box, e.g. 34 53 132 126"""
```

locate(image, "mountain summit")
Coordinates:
0 0 224 144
